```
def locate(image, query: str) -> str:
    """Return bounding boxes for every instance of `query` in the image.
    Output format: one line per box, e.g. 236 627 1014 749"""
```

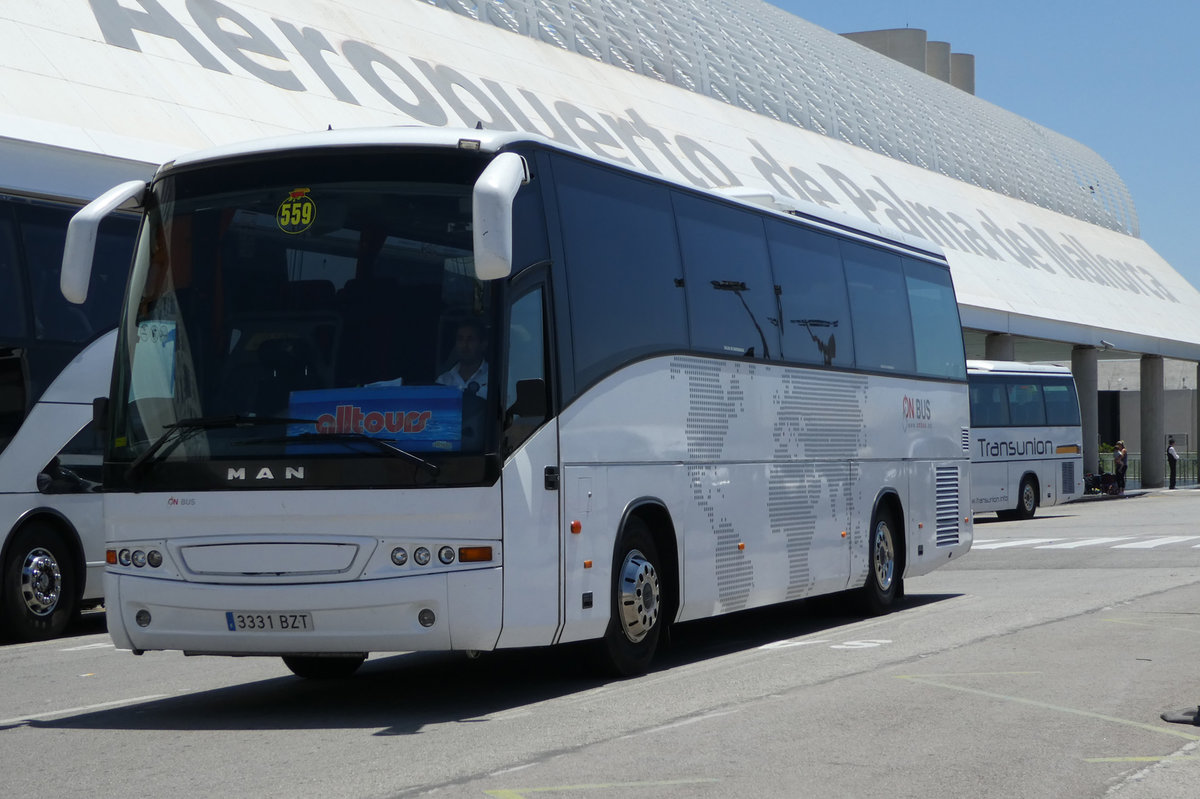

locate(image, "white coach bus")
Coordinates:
0 140 142 640
63 128 972 677
967 360 1084 520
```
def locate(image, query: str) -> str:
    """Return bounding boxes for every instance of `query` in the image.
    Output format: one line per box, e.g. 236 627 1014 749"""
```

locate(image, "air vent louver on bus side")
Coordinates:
935 466 960 547
961 427 970 452
1062 461 1076 495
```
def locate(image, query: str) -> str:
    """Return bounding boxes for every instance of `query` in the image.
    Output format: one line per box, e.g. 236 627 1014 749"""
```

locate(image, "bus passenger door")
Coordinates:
497 280 561 647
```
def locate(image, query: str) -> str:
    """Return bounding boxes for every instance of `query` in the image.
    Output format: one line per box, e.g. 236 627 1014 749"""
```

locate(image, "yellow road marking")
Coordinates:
484 778 719 797
1101 617 1200 635
896 675 1200 741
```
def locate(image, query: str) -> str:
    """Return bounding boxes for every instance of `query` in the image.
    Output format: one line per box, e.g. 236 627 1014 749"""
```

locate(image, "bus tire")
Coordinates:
1014 476 1038 520
1 521 77 641
860 504 901 615
282 654 366 679
600 517 663 678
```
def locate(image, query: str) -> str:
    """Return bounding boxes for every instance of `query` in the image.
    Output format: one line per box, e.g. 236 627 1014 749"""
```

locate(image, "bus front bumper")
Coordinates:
105 568 503 655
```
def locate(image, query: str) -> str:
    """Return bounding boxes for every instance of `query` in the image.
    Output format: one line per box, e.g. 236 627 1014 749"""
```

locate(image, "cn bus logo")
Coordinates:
226 467 306 481
902 395 932 431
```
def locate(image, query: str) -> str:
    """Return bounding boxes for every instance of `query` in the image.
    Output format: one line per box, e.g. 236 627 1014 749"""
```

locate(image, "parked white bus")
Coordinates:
63 128 972 677
967 360 1084 520
0 140 143 640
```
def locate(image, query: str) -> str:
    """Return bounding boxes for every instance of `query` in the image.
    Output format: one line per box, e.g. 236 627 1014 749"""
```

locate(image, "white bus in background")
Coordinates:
0 139 145 640
967 360 1084 520
63 128 973 678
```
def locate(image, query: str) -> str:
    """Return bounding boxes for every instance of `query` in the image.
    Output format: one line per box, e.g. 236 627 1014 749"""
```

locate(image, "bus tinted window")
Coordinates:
969 378 1009 427
555 157 687 388
1043 380 1081 426
0 206 24 340
19 204 135 343
842 241 915 373
767 221 854 367
674 193 779 360
1006 381 1046 426
904 257 966 379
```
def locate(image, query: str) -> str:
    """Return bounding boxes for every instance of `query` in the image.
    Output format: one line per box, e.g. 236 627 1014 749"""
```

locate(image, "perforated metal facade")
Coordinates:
427 0 1138 236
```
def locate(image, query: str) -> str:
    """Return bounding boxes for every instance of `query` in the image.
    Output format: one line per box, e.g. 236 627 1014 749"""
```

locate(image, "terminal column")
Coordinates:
1141 355 1165 488
984 333 1015 361
1071 346 1099 475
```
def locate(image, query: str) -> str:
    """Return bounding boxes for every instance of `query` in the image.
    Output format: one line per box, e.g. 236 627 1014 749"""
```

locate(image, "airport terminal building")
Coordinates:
3 0 1199 484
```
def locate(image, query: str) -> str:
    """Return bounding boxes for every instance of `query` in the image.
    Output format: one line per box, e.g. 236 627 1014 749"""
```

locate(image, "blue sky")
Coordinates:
769 1 1200 292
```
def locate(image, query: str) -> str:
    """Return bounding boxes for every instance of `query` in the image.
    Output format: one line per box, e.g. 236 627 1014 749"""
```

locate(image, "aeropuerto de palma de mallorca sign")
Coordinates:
4 0 1199 359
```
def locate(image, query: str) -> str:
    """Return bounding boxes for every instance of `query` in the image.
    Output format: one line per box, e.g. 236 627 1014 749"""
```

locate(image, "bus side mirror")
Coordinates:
92 396 110 435
472 153 529 281
61 180 147 304
508 378 547 420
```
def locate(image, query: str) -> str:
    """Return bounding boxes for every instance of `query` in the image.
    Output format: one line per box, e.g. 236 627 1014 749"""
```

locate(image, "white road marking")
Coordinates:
1035 537 1135 549
0 694 168 727
59 642 116 652
1112 536 1200 549
971 538 1058 549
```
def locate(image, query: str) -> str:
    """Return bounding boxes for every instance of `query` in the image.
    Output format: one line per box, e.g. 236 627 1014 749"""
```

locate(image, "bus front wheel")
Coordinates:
860 505 902 615
600 518 663 678
1 521 77 641
283 654 366 679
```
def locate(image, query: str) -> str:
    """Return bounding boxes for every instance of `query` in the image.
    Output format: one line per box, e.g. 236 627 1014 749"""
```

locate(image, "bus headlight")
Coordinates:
390 547 408 566
413 547 431 566
438 546 455 564
131 550 147 568
118 549 132 566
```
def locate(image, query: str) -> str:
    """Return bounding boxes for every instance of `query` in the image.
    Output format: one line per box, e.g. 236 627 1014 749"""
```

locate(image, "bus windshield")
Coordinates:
110 149 499 489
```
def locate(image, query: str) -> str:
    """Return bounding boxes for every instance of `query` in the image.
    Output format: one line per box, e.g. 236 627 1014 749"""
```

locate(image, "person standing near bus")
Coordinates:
1167 437 1179 489
1114 440 1128 495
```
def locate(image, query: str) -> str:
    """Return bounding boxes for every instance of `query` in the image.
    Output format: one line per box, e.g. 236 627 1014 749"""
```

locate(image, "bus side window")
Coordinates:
0 205 27 453
842 241 916 374
970 381 1009 428
503 286 549 454
1007 382 1046 426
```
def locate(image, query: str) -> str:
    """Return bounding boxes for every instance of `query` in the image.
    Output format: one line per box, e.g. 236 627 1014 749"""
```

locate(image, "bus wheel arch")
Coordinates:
860 492 905 615
600 501 677 678
1 513 83 641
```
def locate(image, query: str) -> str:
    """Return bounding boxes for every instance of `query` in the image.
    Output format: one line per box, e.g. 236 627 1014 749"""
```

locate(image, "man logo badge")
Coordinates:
226 467 306 481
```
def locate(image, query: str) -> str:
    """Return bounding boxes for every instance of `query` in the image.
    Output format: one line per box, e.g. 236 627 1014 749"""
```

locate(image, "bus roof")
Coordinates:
967 359 1073 376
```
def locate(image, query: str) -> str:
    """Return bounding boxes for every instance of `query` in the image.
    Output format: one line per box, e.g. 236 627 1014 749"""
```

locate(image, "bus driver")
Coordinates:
437 319 488 397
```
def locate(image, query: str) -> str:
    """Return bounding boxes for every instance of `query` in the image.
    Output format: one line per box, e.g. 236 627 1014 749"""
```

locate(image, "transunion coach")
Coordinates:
967 360 1084 519
62 128 972 678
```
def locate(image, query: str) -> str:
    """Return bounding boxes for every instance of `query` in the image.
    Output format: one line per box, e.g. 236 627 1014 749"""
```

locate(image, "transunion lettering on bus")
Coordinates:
316 404 433 435
975 437 1055 459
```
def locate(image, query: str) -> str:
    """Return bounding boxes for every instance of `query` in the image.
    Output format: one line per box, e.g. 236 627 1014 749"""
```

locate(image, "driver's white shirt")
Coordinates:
436 361 488 395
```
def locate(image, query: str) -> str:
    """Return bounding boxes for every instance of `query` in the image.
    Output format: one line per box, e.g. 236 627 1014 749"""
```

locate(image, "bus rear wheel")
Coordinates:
1015 476 1038 520
600 518 663 678
282 654 366 679
860 505 901 615
1 522 77 641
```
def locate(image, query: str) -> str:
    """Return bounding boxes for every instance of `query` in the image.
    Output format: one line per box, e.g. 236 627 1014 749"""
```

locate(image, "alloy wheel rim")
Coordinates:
872 522 895 591
20 547 62 617
618 549 660 643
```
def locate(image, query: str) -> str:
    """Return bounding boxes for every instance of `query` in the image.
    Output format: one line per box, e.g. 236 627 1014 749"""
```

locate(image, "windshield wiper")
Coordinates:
240 432 441 478
127 415 316 479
